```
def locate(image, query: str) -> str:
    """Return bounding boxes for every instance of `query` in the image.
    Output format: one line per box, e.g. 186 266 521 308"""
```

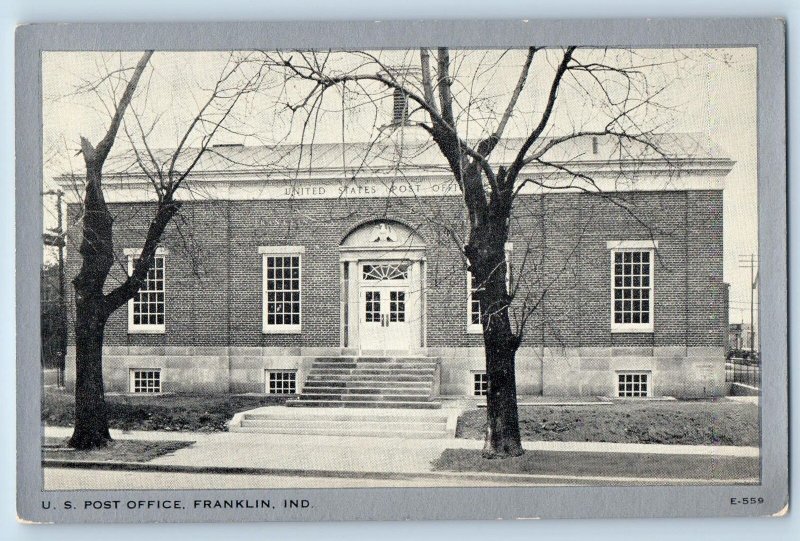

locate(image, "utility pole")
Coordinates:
738 254 758 353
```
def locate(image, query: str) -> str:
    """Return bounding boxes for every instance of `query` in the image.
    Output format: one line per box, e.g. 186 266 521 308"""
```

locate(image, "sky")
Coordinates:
41 47 758 325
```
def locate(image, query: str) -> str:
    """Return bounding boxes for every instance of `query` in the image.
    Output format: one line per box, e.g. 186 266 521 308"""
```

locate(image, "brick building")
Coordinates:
60 131 734 400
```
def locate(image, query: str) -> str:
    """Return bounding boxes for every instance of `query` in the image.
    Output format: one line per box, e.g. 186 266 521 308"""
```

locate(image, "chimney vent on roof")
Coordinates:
392 88 410 126
211 143 245 148
592 136 599 155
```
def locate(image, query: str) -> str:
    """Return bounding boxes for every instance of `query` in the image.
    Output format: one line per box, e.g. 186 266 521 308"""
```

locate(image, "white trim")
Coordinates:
339 249 426 262
129 368 162 394
261 249 303 334
126 253 166 334
59 170 728 204
466 268 483 335
264 369 298 395
615 370 652 398
606 240 659 250
471 371 489 397
258 245 306 254
123 246 169 256
609 246 655 333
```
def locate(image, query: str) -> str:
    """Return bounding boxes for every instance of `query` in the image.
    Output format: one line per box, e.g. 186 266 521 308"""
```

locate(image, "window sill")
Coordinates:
128 326 166 334
610 326 654 334
466 325 483 335
262 326 302 334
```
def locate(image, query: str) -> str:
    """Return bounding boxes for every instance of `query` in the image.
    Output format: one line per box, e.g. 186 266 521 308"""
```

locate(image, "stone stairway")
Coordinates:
228 356 454 438
229 407 456 439
286 356 442 409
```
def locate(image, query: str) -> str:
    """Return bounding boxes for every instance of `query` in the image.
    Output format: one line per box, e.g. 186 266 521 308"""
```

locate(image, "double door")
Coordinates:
358 261 412 351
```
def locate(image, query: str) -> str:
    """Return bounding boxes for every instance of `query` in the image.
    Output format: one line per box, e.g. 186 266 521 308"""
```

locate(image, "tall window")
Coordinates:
467 243 513 333
260 246 304 333
126 249 166 333
611 248 654 332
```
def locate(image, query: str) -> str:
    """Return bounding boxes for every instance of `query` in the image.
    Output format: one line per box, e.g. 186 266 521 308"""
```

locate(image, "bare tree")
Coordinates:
66 51 265 449
265 47 691 457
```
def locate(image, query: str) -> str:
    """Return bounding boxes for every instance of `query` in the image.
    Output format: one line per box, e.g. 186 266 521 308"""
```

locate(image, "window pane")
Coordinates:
617 373 649 397
612 250 653 328
132 255 165 328
265 252 301 327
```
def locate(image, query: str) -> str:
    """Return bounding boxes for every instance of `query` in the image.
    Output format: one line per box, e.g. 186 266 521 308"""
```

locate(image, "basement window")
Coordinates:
617 371 650 398
130 369 161 394
473 372 488 396
267 370 297 394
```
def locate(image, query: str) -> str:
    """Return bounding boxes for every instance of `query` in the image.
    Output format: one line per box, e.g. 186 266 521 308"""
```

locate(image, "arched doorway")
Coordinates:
339 220 427 353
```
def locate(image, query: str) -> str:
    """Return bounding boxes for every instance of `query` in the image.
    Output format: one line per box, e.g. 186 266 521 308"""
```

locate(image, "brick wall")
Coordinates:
64 189 725 353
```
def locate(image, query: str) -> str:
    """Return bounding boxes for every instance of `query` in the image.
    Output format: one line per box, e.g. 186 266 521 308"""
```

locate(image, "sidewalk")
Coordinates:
44 425 759 476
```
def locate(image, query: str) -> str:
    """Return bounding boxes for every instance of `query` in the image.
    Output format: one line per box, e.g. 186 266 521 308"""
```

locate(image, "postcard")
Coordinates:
15 18 787 522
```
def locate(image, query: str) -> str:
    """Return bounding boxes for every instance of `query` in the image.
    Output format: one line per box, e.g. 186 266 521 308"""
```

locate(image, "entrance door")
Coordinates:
358 261 413 351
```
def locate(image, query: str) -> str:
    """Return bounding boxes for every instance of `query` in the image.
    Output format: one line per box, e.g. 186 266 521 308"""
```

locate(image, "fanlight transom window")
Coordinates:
362 262 409 281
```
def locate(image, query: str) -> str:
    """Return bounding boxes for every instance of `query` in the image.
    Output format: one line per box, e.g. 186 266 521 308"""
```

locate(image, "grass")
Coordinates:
431 449 759 481
43 437 193 462
457 400 759 446
43 388 287 432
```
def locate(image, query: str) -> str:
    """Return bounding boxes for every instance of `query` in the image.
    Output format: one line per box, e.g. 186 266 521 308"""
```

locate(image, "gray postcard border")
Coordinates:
15 18 787 523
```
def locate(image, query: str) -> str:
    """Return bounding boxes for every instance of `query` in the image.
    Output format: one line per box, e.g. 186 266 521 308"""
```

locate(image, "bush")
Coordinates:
43 389 287 432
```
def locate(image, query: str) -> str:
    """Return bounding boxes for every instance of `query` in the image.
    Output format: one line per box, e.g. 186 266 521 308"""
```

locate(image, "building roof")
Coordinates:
96 131 733 180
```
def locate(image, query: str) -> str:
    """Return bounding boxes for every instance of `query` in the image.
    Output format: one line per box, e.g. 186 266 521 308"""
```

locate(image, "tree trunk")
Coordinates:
68 161 116 450
468 223 524 458
483 321 523 457
68 292 111 449
65 51 153 449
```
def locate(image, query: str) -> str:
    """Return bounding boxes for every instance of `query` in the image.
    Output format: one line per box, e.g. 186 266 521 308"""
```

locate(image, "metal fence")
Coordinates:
725 359 761 387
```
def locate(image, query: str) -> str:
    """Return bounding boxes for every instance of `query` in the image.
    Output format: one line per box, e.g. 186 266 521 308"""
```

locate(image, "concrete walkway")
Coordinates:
44 425 759 476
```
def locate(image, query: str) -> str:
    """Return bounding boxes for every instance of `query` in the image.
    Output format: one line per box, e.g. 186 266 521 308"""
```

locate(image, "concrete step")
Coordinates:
296 393 433 402
309 368 434 378
302 380 431 389
358 356 438 363
312 362 437 370
240 418 447 430
286 399 442 409
287 355 440 411
241 412 450 423
228 402 455 437
304 374 434 383
301 386 431 395
310 366 436 373
230 426 448 439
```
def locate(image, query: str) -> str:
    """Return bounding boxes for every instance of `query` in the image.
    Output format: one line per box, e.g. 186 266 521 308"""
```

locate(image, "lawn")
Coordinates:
457 400 759 446
43 437 193 462
432 449 759 482
43 388 287 432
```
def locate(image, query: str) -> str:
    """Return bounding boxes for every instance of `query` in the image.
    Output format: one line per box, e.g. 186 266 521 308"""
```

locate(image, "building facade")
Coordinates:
61 134 734 399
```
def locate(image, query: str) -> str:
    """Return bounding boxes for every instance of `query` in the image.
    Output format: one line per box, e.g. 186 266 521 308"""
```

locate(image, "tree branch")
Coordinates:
506 47 576 184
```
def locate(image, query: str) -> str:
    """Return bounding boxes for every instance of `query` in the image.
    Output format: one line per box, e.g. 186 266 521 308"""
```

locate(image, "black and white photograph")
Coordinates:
14 18 788 523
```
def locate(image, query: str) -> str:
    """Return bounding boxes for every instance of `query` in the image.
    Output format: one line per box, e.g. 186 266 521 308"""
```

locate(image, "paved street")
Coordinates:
45 467 757 490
